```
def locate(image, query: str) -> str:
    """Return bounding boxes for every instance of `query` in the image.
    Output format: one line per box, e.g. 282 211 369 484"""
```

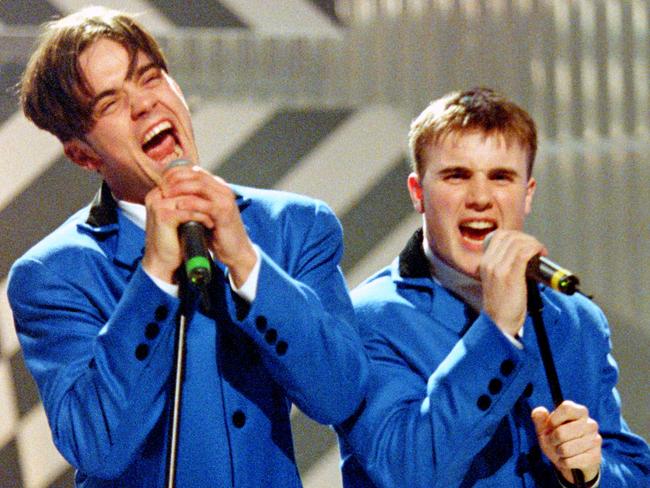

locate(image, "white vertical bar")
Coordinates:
632 0 649 136
553 0 573 139
606 0 625 137
579 0 599 139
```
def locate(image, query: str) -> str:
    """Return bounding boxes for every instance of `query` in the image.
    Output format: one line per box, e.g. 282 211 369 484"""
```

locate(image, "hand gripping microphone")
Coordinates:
165 160 212 287
483 233 580 295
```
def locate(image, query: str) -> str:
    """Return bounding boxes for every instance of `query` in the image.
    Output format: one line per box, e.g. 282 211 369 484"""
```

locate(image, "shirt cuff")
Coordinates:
228 245 261 303
144 268 179 298
556 470 600 488
502 329 524 349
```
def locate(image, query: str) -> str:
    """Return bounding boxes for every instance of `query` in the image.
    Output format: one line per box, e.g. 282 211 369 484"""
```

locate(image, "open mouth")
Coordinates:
459 220 497 243
141 120 183 163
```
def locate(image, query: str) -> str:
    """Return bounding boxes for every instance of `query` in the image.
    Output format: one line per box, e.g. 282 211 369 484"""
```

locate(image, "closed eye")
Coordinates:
93 94 120 118
440 167 472 181
489 169 518 182
139 66 162 87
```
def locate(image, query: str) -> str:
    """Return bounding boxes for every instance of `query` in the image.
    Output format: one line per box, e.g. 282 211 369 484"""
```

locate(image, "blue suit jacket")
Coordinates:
338 230 650 487
8 183 368 487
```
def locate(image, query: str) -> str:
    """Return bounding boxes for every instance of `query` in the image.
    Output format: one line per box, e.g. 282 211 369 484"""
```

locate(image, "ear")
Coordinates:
407 172 425 214
63 139 102 172
524 176 536 216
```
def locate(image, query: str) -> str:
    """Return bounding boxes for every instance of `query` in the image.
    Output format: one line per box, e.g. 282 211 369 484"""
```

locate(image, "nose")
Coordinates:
130 89 156 119
465 175 492 210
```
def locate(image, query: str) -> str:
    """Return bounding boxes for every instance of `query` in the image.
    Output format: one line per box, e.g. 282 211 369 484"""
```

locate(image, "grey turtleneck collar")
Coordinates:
422 235 483 313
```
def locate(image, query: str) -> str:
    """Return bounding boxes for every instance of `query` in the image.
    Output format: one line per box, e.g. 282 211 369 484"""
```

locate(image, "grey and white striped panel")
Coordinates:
2 1 649 487
0 96 411 487
0 1 355 486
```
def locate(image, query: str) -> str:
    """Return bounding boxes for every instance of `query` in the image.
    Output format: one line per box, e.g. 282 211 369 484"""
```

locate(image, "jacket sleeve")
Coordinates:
584 307 650 486
340 289 650 488
339 302 539 488
224 200 368 425
8 256 180 478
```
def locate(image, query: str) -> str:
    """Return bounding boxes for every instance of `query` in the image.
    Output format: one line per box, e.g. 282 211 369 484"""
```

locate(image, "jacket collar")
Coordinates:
397 228 432 280
84 181 250 228
86 181 119 229
78 183 143 270
392 229 471 334
80 181 251 270
393 227 565 339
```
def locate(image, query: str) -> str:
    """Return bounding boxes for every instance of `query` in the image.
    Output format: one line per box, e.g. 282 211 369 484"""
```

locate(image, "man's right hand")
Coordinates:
141 168 215 284
480 230 547 337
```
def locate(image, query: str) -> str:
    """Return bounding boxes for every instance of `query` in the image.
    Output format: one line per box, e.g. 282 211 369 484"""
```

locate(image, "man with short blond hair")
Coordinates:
337 88 650 487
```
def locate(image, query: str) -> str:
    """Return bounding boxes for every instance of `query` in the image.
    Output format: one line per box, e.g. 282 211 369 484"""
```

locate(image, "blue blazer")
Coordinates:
338 230 650 487
8 183 368 487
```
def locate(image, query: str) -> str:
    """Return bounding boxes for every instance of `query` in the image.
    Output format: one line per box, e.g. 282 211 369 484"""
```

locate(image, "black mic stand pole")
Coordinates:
527 280 586 488
165 271 211 488
165 272 191 488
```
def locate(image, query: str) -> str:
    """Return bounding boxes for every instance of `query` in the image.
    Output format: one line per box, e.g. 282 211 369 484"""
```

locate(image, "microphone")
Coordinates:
483 233 580 295
165 160 212 287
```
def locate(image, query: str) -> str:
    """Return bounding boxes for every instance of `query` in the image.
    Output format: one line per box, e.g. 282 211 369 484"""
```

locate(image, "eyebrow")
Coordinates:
89 62 160 110
437 166 471 176
436 166 523 178
487 167 521 179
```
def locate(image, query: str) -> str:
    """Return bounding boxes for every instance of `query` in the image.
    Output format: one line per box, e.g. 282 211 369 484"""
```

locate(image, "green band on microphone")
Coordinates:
185 256 211 282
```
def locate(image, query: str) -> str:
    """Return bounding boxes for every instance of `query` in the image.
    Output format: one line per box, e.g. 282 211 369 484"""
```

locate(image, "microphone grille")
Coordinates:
164 159 191 172
482 231 495 251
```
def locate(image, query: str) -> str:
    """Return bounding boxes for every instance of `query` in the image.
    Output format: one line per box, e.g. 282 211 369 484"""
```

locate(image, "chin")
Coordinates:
453 255 481 278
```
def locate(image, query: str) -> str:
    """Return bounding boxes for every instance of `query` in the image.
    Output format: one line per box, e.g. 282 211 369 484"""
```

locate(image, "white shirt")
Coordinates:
422 236 523 348
118 199 260 302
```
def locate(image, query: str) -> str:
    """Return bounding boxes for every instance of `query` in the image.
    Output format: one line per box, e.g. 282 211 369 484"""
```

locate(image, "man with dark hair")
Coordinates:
8 7 367 486
336 88 650 487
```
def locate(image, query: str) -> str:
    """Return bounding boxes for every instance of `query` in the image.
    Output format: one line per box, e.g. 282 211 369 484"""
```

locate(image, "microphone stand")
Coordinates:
165 272 211 488
165 272 190 488
527 280 586 488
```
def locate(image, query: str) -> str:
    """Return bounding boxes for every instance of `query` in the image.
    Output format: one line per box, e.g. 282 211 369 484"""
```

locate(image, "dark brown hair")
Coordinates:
20 6 168 142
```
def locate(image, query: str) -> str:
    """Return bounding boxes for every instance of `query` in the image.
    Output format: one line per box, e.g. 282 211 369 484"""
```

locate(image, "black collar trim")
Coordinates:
398 228 432 279
85 181 249 228
86 182 118 227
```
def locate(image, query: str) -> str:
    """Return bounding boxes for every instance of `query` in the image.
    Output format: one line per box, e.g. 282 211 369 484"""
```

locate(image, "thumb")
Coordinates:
531 406 550 435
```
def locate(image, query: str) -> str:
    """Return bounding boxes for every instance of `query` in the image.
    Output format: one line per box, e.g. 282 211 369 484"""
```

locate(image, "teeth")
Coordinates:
462 221 494 229
142 121 172 146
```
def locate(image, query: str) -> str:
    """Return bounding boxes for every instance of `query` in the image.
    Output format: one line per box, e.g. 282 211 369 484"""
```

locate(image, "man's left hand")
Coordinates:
532 400 602 484
160 164 257 287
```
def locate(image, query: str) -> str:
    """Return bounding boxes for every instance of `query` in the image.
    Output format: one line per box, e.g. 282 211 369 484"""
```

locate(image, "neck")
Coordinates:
423 236 483 312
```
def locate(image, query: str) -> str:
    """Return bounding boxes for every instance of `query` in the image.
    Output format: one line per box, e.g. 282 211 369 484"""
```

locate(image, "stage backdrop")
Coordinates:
1 1 648 486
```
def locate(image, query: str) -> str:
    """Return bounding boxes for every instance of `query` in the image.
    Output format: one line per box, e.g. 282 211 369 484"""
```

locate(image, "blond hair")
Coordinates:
409 88 537 177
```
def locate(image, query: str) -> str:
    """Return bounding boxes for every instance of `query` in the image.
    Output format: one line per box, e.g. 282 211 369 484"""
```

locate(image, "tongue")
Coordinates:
145 132 177 161
461 226 493 241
